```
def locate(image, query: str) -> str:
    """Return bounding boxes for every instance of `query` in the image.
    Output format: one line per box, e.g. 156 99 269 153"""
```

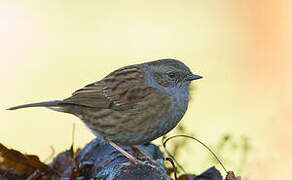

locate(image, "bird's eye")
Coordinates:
168 72 176 79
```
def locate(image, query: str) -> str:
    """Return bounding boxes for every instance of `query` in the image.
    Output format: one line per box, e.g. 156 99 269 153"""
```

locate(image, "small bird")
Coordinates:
8 59 202 163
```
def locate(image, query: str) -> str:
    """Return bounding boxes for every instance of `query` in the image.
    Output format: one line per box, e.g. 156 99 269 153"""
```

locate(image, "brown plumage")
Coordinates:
66 65 148 109
8 59 202 163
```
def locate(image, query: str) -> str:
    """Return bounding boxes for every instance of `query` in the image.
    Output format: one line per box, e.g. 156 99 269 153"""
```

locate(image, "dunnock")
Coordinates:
8 59 202 163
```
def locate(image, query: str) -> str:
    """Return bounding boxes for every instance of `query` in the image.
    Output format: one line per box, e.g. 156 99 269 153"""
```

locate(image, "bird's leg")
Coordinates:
104 138 143 164
130 145 159 166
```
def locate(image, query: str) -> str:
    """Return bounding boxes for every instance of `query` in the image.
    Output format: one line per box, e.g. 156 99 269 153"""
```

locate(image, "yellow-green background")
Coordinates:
1 0 291 179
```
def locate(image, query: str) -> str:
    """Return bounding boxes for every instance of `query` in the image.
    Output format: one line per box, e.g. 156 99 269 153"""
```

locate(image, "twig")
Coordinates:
165 157 178 180
163 134 228 173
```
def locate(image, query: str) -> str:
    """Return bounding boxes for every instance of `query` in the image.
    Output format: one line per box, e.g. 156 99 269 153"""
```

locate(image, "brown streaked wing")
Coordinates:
63 65 154 110
63 82 111 108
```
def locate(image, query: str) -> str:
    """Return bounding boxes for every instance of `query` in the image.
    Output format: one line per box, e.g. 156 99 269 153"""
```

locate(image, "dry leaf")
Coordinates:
0 143 58 179
225 171 241 180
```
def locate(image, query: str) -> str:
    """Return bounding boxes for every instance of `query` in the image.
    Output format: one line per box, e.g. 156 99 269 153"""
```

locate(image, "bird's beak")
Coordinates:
185 73 203 81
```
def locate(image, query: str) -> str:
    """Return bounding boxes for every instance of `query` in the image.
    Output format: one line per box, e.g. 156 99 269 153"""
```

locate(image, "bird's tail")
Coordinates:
7 100 66 112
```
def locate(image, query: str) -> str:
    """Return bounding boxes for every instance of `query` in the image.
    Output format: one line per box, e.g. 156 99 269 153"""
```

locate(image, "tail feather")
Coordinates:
7 101 64 111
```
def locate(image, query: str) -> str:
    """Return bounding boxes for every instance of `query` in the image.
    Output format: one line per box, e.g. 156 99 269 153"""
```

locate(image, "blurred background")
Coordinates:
0 0 291 179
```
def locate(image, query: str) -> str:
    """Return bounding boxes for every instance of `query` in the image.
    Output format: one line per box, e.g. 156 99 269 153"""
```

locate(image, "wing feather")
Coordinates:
63 65 157 110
